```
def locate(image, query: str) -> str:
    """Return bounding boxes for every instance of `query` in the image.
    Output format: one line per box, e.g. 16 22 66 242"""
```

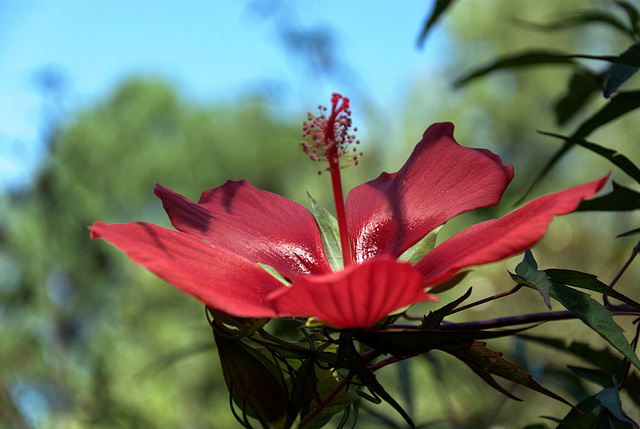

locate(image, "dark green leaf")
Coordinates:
454 50 577 88
303 367 357 429
215 334 289 424
517 334 640 409
515 10 632 36
554 71 604 126
573 90 640 139
416 0 456 47
567 53 640 67
568 365 615 388
596 387 640 428
286 358 317 427
308 193 342 271
553 395 601 428
421 287 473 329
519 90 640 203
356 325 533 356
549 282 640 371
440 341 574 407
546 268 640 309
450 346 523 401
539 132 640 185
456 50 640 89
511 250 552 309
339 332 415 428
578 181 640 211
605 41 640 97
616 1 640 33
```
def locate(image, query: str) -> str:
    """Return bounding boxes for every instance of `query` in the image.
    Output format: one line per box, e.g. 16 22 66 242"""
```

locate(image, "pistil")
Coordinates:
300 93 362 267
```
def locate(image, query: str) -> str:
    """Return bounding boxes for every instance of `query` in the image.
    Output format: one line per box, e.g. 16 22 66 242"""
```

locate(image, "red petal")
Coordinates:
90 221 285 317
155 181 332 280
269 257 436 329
415 175 609 286
346 123 514 263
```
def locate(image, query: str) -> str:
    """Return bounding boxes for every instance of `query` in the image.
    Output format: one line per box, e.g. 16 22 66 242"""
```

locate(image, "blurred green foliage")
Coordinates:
3 1 640 427
0 78 334 428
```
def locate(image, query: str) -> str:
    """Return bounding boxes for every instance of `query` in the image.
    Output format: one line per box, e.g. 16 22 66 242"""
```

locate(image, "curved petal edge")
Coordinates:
416 174 610 287
90 221 285 318
269 256 437 329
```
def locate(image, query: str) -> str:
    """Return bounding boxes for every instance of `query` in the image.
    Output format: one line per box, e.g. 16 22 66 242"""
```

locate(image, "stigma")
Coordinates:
300 93 362 172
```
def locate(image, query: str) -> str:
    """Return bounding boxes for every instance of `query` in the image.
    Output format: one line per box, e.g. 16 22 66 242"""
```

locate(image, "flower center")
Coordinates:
301 93 362 267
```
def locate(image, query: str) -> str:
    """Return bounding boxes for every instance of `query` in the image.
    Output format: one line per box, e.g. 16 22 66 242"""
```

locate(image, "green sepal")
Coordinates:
398 225 442 265
307 193 343 271
421 287 473 329
257 263 290 285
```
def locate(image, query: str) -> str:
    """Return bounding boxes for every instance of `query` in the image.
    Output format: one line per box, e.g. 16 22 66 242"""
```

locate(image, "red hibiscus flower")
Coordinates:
90 95 607 329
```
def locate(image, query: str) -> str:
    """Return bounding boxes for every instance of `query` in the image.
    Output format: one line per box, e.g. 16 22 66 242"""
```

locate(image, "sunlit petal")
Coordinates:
346 122 514 263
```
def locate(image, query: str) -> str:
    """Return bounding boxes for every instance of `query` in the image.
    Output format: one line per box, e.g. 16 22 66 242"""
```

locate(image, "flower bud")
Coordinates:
215 334 289 426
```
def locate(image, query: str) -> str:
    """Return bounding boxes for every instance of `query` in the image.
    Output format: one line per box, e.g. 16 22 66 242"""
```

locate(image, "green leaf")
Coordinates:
427 270 469 294
572 90 640 139
595 387 640 428
510 250 552 309
339 332 415 428
398 225 442 265
605 41 640 97
439 341 574 407
517 334 640 409
546 268 640 309
568 365 615 388
549 282 640 371
454 49 577 88
302 366 357 429
554 71 604 126
416 0 456 47
355 325 533 356
553 395 601 428
616 1 640 34
518 90 640 203
421 287 473 329
539 132 640 185
257 263 291 285
578 181 640 211
215 334 289 424
515 10 633 36
307 193 342 271
286 358 317 427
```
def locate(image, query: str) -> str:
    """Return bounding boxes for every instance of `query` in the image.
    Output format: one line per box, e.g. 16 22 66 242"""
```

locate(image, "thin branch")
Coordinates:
449 285 523 315
390 305 640 331
610 242 640 290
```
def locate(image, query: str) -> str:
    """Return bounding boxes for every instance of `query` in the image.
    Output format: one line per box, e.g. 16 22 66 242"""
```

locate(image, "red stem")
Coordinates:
329 158 352 267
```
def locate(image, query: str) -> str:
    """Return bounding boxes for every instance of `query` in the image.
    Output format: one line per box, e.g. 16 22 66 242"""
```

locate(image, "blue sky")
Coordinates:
0 1 446 190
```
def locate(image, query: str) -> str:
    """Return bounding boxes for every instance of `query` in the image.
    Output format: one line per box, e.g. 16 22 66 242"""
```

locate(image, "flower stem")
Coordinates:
330 163 352 267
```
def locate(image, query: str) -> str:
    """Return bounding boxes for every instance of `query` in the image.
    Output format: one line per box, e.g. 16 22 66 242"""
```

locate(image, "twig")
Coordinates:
605 241 640 305
449 285 523 315
390 305 640 331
